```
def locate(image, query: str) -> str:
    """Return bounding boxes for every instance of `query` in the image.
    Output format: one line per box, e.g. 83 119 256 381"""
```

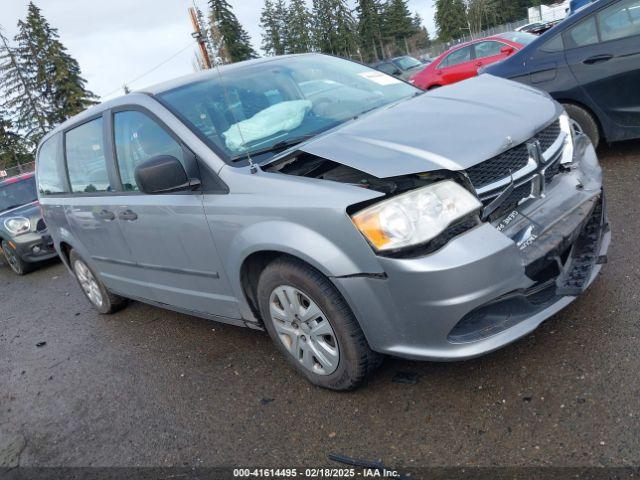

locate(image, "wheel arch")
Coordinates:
228 221 383 323
556 98 605 142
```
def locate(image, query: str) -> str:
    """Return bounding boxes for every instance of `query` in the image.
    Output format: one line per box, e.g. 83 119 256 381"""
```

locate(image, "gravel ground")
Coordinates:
1 140 639 468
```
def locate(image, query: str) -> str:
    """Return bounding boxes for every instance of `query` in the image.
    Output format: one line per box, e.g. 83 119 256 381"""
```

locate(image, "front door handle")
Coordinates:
98 209 116 221
583 54 613 64
118 209 138 221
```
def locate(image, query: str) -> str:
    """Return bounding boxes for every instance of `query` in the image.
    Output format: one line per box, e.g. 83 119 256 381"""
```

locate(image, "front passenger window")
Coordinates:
598 0 640 41
113 111 185 192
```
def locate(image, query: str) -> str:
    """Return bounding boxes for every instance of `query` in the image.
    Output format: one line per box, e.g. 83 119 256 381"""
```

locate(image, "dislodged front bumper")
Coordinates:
332 136 610 361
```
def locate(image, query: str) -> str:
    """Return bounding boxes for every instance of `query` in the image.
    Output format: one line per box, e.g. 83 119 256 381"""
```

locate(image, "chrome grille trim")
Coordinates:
471 119 566 198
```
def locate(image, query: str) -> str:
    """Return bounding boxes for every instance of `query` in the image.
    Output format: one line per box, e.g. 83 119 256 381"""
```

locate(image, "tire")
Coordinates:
428 85 442 91
1 240 33 275
257 257 382 390
562 103 600 149
69 249 126 314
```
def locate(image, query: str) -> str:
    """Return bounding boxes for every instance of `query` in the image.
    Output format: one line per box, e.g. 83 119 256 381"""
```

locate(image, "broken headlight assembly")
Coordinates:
350 180 481 253
4 217 31 236
559 111 575 166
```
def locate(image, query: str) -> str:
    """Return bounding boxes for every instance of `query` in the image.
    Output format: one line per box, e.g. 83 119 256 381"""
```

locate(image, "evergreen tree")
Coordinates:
356 0 384 62
0 109 32 169
260 0 288 55
13 3 97 126
0 26 48 146
435 0 468 41
333 0 358 58
411 13 431 50
381 0 417 55
287 0 313 53
209 0 258 64
312 0 358 58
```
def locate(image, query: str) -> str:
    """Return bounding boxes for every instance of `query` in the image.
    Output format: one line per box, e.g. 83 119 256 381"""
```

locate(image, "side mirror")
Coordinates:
134 155 192 194
500 45 515 55
392 68 402 76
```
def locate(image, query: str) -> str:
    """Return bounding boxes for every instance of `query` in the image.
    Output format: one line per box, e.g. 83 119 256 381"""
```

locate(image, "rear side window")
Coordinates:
113 110 185 192
441 46 472 67
474 41 503 59
541 34 565 52
598 0 640 41
37 135 66 195
65 118 112 193
565 17 599 48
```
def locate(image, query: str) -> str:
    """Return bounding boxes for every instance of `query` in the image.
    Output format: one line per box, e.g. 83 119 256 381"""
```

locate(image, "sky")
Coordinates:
1 0 436 101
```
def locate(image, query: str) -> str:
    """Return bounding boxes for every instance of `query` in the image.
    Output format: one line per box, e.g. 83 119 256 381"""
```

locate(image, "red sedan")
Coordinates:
410 32 536 90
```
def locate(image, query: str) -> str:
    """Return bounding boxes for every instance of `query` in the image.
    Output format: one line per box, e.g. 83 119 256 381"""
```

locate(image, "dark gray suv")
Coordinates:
37 54 610 390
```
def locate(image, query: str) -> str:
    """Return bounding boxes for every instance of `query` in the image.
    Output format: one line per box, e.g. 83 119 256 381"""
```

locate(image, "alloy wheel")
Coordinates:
74 259 103 308
268 285 339 375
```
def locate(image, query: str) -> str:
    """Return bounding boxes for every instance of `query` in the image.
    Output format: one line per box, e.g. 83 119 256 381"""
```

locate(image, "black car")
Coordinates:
483 0 640 148
0 173 57 275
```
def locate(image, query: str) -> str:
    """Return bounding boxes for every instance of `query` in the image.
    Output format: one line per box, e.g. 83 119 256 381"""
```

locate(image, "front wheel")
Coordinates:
70 250 126 314
1 240 32 275
257 257 382 390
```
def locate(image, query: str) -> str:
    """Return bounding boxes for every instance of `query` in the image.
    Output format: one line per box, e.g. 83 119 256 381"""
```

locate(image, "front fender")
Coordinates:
225 220 384 321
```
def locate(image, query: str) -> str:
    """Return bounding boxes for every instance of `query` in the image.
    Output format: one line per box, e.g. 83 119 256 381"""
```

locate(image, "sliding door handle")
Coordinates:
98 209 116 221
118 209 138 221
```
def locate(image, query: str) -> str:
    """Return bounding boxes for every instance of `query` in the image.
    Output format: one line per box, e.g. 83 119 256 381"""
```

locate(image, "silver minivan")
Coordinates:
37 54 610 390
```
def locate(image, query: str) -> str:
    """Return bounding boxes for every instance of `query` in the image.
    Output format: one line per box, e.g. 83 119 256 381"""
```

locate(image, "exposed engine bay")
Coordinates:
265 151 472 197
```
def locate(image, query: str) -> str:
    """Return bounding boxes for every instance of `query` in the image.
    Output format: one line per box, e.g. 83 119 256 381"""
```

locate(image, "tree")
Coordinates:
0 109 31 169
381 0 417 55
0 25 48 146
209 0 258 64
435 0 468 42
260 0 288 55
411 13 431 50
312 0 358 58
287 0 313 53
356 0 384 62
14 3 97 126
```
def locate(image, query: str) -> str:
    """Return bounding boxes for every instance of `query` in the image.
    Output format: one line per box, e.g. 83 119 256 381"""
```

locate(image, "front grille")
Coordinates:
536 120 561 152
466 143 529 189
543 159 561 184
483 180 533 221
466 118 565 221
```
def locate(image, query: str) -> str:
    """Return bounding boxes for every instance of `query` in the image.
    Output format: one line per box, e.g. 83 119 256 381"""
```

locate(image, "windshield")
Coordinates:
393 56 422 70
496 31 537 45
0 176 37 212
158 55 419 164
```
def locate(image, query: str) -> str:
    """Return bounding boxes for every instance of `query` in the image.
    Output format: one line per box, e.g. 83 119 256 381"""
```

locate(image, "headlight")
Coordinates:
351 180 481 252
4 217 31 235
559 111 575 165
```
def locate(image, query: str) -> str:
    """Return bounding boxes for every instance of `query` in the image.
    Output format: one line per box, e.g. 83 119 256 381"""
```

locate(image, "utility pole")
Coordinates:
189 6 212 69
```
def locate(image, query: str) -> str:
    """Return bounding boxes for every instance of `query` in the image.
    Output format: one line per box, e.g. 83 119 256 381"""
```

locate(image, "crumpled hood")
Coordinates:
299 75 561 178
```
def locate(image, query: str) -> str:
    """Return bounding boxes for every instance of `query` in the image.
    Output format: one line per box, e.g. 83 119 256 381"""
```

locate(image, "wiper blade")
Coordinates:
230 135 315 162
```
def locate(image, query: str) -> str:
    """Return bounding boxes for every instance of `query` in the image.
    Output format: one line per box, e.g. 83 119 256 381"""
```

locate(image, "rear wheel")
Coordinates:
1 240 32 275
562 103 600 149
70 250 126 314
257 257 382 390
